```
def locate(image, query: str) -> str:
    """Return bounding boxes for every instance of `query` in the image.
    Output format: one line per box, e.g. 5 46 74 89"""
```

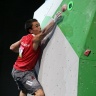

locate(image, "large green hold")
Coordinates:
55 0 96 96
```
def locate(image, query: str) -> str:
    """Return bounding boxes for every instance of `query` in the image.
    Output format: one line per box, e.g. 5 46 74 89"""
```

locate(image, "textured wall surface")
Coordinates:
28 0 96 96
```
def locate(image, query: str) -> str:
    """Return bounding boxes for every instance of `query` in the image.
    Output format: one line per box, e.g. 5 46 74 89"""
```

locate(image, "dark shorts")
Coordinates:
11 68 43 95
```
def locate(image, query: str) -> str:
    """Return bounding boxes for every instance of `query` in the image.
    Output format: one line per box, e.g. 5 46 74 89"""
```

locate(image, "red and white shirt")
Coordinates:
14 34 41 71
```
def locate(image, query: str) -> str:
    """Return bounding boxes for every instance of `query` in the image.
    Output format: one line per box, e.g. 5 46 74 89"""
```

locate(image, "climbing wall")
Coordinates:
28 0 96 96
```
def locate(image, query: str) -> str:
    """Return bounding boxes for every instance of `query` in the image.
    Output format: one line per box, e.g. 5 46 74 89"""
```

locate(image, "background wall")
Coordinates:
33 0 96 96
34 0 79 96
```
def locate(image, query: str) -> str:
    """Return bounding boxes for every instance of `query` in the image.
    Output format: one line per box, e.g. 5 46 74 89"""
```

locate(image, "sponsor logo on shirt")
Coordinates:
21 42 30 47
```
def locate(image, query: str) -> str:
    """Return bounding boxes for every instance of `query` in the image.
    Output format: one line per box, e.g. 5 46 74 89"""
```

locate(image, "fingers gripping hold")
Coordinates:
54 12 62 22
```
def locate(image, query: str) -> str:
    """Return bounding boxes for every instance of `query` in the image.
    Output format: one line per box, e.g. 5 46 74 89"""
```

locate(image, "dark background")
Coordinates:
0 0 45 96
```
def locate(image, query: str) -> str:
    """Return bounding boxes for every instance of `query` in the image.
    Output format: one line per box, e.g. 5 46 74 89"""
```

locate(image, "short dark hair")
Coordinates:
25 19 38 33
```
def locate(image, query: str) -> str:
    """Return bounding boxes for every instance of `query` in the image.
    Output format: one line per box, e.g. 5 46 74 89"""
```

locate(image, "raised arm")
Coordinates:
10 40 21 53
32 12 62 50
41 12 62 36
